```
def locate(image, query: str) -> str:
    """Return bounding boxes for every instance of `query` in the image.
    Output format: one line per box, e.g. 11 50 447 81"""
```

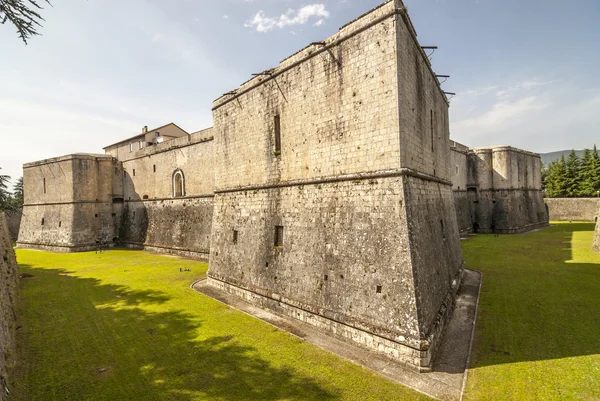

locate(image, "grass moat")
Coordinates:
12 222 600 400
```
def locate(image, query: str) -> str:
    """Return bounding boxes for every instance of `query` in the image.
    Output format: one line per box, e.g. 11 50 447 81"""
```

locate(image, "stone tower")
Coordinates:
206 0 464 371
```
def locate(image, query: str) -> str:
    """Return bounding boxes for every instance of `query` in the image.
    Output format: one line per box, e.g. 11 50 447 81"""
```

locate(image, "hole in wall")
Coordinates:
324 274 328 281
58 221 61 228
376 285 382 294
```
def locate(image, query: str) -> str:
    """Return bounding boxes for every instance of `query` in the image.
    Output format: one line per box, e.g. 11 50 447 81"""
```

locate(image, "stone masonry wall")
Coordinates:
545 198 600 222
119 133 214 258
209 0 463 371
0 213 18 400
593 217 600 252
120 198 213 258
6 210 21 242
212 3 401 191
18 155 120 251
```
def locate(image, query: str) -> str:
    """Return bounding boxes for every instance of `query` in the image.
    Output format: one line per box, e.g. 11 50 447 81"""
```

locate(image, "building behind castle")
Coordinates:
17 0 548 372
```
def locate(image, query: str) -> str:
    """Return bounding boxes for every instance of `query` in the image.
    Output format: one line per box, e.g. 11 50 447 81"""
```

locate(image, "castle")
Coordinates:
17 0 548 372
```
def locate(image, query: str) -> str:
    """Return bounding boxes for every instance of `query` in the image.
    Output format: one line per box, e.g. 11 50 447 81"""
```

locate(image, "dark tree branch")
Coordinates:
0 0 52 44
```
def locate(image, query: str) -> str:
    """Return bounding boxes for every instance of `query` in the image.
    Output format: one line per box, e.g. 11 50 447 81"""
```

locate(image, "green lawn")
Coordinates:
463 222 600 400
12 223 600 400
12 250 429 401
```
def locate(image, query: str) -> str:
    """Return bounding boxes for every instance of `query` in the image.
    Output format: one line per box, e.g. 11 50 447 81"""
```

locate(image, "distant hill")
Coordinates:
539 149 600 166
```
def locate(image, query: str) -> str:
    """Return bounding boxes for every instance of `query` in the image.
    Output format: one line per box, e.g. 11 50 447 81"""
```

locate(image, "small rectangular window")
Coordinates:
41 218 45 226
153 165 156 173
138 140 143 150
129 143 133 152
274 115 281 153
111 213 116 217
430 110 434 152
274 225 284 247
233 230 238 244
155 132 160 137
133 169 136 177
95 214 98 218
59 221 62 228
440 219 445 239
43 177 46 194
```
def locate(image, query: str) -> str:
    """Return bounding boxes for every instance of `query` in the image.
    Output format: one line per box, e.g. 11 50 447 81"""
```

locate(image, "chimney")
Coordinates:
142 126 148 134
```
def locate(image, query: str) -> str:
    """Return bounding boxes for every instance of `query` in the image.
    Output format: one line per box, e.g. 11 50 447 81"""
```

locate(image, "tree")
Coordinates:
12 176 23 207
545 156 568 197
579 148 596 197
0 167 13 211
564 150 581 197
0 0 51 44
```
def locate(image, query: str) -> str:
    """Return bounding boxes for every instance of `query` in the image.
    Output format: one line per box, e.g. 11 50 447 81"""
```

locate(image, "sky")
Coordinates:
1 0 599 189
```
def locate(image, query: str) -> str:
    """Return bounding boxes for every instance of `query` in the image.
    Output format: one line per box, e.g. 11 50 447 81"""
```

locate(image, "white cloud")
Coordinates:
245 4 330 32
454 96 548 130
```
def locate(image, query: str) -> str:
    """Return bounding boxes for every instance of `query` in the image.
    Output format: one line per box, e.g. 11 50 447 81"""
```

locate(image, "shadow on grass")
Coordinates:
14 264 340 401
465 222 600 369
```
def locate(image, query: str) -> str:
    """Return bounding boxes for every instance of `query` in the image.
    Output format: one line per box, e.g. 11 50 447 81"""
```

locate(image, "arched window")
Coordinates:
172 169 185 197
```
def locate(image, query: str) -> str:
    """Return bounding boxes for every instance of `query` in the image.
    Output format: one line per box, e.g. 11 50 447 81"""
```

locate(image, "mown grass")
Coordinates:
13 250 430 401
462 222 600 400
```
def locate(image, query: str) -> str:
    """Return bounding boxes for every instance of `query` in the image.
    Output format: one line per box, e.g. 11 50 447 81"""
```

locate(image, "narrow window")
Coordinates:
440 219 445 239
133 211 136 219
376 285 382 294
41 218 45 226
153 165 156 173
232 230 238 244
430 110 434 152
43 177 46 194
133 169 136 177
455 165 459 175
172 170 185 197
274 225 284 247
59 221 62 228
274 115 281 153
95 214 98 218
123 170 126 177
129 143 133 152
138 140 143 150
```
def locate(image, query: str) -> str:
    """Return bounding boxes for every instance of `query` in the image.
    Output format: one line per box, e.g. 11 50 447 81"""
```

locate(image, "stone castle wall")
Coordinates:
6 210 21 242
593 217 600 252
450 145 549 235
119 131 214 258
208 0 463 371
545 198 600 222
18 154 121 252
0 212 18 400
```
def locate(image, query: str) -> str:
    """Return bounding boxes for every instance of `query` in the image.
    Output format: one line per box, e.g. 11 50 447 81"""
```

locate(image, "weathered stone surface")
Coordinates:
450 144 549 235
593 217 600 252
6 210 21 242
545 198 600 222
208 0 463 371
17 154 121 251
0 212 18 399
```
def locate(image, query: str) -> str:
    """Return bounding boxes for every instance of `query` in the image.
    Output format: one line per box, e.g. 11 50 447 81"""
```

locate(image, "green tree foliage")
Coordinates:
0 169 22 213
13 176 23 206
544 147 600 198
565 150 582 197
0 167 10 208
0 0 51 44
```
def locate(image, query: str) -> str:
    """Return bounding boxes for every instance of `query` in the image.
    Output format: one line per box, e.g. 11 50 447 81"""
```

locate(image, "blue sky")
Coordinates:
1 0 599 187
